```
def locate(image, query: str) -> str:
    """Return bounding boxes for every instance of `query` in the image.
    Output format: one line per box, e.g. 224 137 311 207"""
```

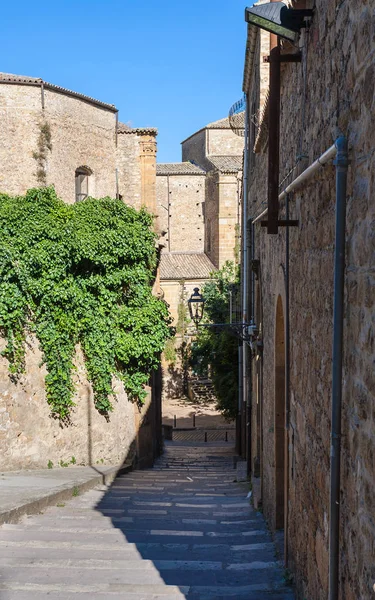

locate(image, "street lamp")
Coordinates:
245 2 313 43
188 288 205 328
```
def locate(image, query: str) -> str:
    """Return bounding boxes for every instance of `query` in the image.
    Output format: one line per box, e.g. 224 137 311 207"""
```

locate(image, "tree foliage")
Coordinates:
189 262 239 420
0 187 172 421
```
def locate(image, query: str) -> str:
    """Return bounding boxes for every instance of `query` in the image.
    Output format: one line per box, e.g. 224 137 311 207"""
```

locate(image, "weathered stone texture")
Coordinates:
0 338 136 471
181 129 207 169
156 174 205 252
246 1 375 598
0 84 117 202
205 171 241 268
117 132 142 208
206 128 244 157
0 77 160 472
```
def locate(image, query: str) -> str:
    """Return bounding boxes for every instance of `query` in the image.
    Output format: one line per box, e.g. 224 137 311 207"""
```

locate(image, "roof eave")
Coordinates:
242 24 258 94
0 76 118 112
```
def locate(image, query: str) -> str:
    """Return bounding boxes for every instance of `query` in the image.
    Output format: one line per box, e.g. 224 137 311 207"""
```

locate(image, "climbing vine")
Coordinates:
32 121 52 185
189 262 239 420
0 187 172 421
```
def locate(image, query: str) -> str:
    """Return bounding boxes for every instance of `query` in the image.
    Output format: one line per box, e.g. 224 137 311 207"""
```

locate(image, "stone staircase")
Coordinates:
0 441 295 600
188 377 217 404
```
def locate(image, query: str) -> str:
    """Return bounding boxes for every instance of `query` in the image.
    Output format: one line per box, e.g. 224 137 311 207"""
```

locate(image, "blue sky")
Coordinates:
2 0 247 162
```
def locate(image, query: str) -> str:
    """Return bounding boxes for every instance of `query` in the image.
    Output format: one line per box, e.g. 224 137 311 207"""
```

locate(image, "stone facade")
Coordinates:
0 339 136 471
0 74 157 211
0 73 160 471
157 118 243 402
156 169 206 253
242 2 375 599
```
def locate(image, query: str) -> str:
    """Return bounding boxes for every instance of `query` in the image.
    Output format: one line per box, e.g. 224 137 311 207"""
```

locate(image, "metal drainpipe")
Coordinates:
246 218 253 476
242 95 249 462
284 193 291 566
237 343 243 455
329 136 349 600
241 97 249 462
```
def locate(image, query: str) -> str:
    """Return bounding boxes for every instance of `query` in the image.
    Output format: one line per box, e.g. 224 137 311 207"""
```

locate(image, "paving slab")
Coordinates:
0 441 295 599
0 465 120 525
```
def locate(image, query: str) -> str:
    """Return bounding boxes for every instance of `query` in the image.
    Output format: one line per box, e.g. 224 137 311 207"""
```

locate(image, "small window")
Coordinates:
75 166 92 202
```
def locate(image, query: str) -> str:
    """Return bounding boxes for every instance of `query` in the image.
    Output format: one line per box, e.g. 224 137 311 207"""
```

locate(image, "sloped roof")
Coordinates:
181 116 231 144
157 162 206 176
0 72 117 112
208 155 243 173
206 117 231 129
118 121 157 135
160 252 216 280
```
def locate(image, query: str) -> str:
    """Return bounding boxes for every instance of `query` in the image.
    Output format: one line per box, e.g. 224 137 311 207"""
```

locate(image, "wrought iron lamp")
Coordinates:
188 288 205 328
245 2 313 43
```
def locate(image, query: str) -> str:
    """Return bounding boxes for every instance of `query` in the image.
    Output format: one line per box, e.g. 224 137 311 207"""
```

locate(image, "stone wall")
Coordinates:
205 171 240 268
0 83 117 202
117 132 142 208
0 338 136 471
0 77 162 472
156 174 206 253
206 128 244 157
205 171 220 266
181 129 208 169
217 172 241 267
245 1 375 599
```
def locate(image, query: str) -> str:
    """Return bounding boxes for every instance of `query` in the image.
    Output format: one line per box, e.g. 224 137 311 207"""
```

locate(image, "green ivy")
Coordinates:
0 187 172 421
189 262 239 421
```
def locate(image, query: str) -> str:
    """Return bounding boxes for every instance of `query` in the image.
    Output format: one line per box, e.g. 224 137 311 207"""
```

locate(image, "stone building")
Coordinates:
156 118 243 399
240 1 375 599
0 72 161 471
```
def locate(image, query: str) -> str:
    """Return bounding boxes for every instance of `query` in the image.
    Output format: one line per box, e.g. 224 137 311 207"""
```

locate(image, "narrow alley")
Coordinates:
0 442 294 600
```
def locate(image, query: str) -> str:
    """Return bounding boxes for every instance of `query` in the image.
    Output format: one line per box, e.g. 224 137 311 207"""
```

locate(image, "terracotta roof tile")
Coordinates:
118 121 157 135
206 117 231 129
208 155 243 173
160 252 216 280
157 162 206 176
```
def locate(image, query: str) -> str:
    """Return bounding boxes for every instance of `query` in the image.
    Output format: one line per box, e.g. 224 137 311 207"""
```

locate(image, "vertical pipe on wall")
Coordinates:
284 193 291 566
329 136 348 600
41 81 45 109
246 217 253 476
115 168 119 199
242 95 249 463
237 343 243 455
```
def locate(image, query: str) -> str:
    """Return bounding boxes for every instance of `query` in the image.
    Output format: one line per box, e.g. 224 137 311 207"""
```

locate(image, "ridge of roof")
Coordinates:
0 72 118 112
181 116 231 145
206 116 231 129
160 252 216 280
118 121 157 135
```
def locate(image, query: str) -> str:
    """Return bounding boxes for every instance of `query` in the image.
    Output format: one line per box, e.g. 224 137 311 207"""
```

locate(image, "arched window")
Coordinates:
75 166 92 202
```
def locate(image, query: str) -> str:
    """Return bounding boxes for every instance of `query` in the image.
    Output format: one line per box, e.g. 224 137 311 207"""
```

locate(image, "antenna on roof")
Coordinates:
229 95 246 137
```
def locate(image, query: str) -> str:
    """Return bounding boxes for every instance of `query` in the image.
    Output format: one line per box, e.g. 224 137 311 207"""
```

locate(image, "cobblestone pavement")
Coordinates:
0 441 294 599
